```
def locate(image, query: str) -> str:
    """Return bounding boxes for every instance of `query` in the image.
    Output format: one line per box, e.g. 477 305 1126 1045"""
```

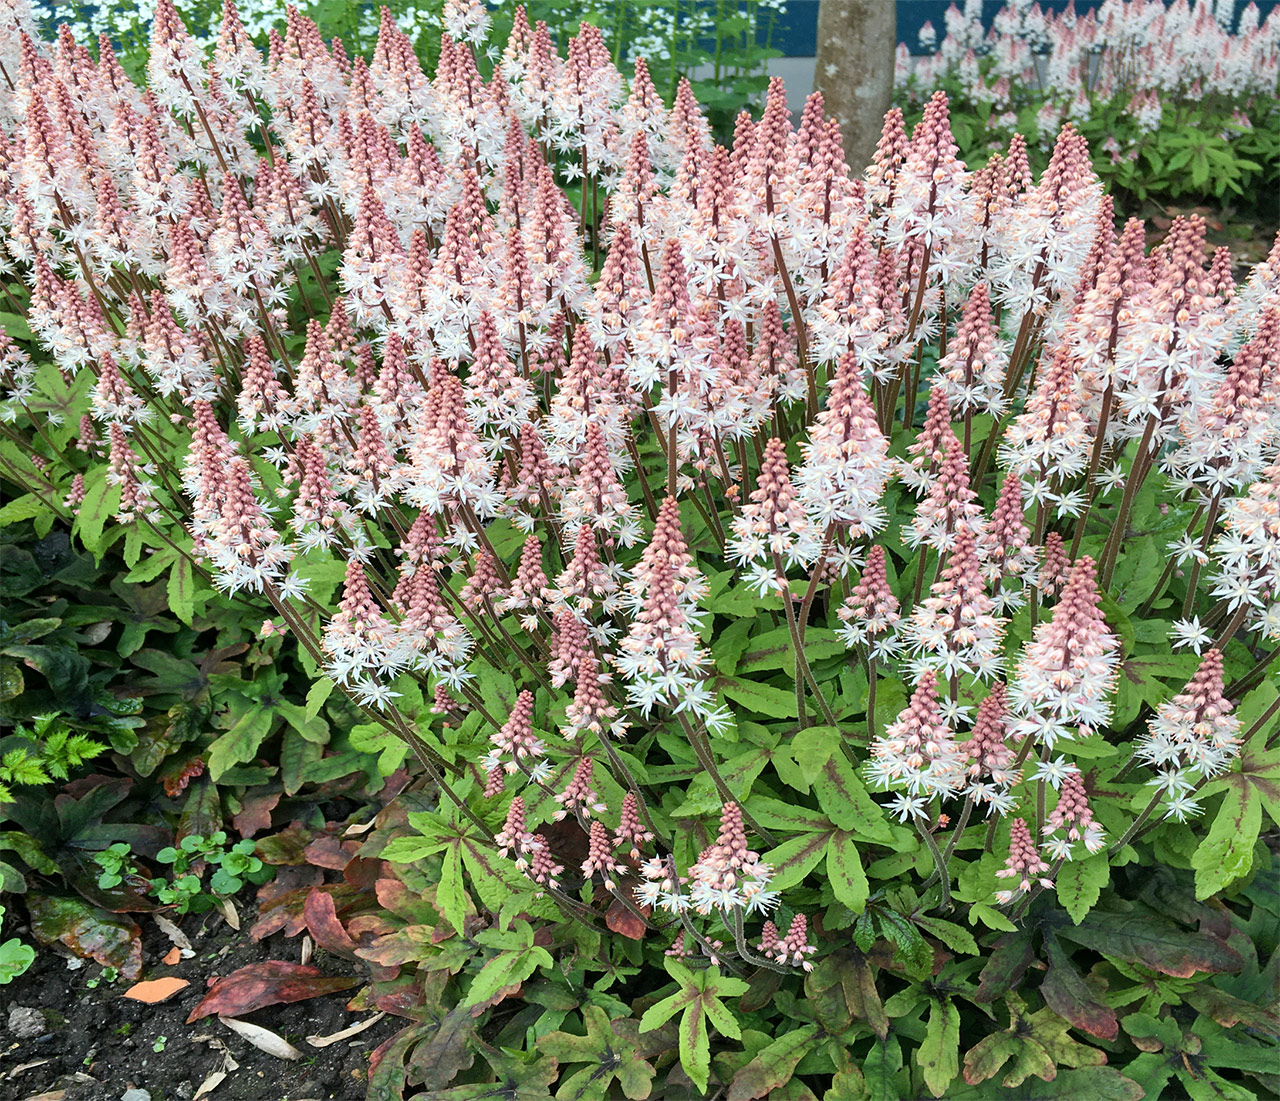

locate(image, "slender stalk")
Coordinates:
1108 787 1166 856
913 815 952 911
1181 493 1221 618
679 715 776 846
866 656 878 744
1099 416 1159 589
773 553 838 728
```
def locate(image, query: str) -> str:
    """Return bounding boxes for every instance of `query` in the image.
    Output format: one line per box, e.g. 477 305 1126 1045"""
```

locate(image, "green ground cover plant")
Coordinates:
0 0 1278 1097
901 0 1280 212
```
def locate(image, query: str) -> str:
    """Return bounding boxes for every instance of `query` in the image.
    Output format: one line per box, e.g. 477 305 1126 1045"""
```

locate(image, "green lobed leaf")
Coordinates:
436 842 467 936
304 677 336 721
1057 852 1110 923
726 1024 819 1101
920 996 960 1097
463 942 552 1008
914 915 979 955
205 709 275 782
1192 783 1261 900
166 557 195 626
717 676 800 719
763 829 832 892
813 752 894 842
826 830 870 913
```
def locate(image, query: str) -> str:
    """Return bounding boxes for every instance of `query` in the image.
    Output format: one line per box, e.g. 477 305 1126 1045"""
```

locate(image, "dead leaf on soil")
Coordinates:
153 913 195 955
306 1012 386 1048
26 894 143 980
215 898 240 931
192 1069 227 1101
3 1059 50 1080
186 960 361 1023
233 790 281 839
123 976 190 1004
219 1017 303 1060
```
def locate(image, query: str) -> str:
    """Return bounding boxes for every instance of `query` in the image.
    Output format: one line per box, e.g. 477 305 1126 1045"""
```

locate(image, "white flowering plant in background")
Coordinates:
901 0 1280 206
1 0 1279 1096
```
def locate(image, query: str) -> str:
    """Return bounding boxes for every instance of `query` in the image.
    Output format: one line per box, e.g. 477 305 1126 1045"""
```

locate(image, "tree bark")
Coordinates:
814 0 897 172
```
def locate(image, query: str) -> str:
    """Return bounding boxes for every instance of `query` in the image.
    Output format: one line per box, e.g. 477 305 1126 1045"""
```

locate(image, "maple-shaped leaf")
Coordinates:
540 1006 655 1100
639 962 749 1094
463 920 554 1010
1193 708 1280 900
963 993 1105 1088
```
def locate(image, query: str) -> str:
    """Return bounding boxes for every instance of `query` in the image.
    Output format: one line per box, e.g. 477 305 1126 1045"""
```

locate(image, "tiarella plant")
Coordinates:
1 0 1279 1096
901 0 1280 207
36 0 785 131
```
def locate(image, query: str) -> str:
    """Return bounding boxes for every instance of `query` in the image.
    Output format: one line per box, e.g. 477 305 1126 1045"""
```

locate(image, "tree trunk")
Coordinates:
813 0 897 172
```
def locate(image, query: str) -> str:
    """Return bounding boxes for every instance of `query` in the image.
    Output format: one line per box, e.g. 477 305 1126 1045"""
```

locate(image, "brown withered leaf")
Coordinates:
186 961 360 1023
27 894 143 980
304 834 360 871
233 791 281 839
605 894 649 940
160 754 206 798
304 888 359 957
250 883 363 941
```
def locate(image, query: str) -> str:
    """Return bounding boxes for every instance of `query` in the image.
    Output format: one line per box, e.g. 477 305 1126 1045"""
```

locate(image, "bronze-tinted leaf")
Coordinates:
27 893 142 980
304 887 359 957
303 834 360 871
1040 935 1118 1040
976 930 1036 1003
233 791 281 839
606 895 649 939
186 960 360 1023
254 822 313 866
1054 906 1243 978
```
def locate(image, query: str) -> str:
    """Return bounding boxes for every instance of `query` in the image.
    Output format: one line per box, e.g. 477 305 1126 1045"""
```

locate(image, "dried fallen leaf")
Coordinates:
306 1012 385 1048
27 895 143 980
163 947 182 966
219 1017 302 1060
153 914 194 955
123 977 190 1004
186 961 360 1023
342 820 375 837
192 1070 227 1101
4 1059 50 1080
216 898 241 931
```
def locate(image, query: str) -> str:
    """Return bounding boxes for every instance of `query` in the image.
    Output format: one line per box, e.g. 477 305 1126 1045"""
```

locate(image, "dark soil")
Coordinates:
1 905 397 1101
